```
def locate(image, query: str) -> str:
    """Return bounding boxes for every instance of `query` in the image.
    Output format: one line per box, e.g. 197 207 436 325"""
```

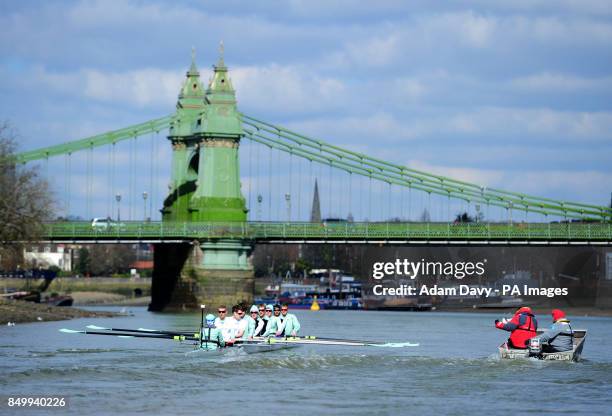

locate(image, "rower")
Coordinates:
533 309 574 353
253 304 267 337
227 305 247 341
263 304 282 337
258 304 274 336
201 314 225 350
244 305 259 339
277 303 301 337
214 305 233 342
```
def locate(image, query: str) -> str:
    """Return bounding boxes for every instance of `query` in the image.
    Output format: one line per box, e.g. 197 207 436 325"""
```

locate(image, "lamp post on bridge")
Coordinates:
115 193 122 222
142 191 148 221
508 201 513 225
257 194 262 221
285 193 291 222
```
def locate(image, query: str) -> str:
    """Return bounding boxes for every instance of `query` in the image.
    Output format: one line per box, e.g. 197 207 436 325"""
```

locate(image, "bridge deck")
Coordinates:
38 221 612 245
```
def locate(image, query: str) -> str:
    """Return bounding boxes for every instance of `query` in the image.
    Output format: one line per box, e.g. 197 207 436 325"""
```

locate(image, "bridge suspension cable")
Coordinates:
15 115 173 164
13 110 611 223
240 113 611 221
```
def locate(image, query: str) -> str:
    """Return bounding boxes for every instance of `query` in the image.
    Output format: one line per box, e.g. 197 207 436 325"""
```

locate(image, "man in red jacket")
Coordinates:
495 306 538 349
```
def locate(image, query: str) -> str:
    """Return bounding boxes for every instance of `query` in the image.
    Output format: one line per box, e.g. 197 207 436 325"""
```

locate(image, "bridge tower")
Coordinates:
150 48 253 311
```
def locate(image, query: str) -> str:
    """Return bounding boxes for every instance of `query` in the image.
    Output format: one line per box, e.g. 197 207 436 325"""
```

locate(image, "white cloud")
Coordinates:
82 69 182 107
342 34 400 67
408 160 503 188
407 160 612 205
67 0 171 26
445 107 612 141
467 0 612 17
31 66 182 108
19 63 346 116
284 112 424 143
232 64 347 114
528 16 612 44
282 106 612 147
393 77 428 101
511 72 612 92
428 12 498 48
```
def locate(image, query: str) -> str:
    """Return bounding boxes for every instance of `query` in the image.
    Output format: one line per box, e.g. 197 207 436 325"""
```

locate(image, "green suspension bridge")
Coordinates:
10 48 612 309
15 55 612 244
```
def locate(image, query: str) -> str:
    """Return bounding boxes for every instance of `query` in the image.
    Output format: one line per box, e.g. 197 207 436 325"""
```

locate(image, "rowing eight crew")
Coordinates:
200 303 301 350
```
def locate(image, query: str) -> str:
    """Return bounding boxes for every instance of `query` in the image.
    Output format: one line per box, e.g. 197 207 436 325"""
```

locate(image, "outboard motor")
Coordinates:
528 337 542 356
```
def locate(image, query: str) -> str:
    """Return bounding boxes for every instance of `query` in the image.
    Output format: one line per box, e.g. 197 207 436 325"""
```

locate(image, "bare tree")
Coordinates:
0 123 54 269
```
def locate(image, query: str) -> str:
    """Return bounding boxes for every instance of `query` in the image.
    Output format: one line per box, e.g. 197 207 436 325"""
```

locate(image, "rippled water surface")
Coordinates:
1 308 611 415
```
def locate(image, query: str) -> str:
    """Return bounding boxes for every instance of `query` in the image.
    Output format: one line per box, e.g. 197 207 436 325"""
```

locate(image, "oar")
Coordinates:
251 336 419 347
199 304 205 349
259 335 387 344
238 337 418 348
60 328 208 343
86 325 200 338
309 337 418 348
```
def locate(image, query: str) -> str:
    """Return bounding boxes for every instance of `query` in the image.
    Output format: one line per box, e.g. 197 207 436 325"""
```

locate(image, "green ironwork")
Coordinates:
14 115 172 164
160 47 249 287
12 51 612 224
240 114 612 222
162 48 246 224
40 221 612 242
163 50 207 221
189 49 245 222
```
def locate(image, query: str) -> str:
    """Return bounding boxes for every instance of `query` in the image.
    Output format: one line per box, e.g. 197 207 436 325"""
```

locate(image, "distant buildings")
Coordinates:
23 244 73 271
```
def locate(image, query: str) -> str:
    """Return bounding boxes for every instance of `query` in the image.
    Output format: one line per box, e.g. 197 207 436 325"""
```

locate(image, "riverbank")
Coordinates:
0 298 117 325
0 277 151 308
0 277 151 297
70 291 151 306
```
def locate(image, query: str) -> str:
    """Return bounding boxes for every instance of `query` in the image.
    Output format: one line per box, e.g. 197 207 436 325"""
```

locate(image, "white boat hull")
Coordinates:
186 342 298 357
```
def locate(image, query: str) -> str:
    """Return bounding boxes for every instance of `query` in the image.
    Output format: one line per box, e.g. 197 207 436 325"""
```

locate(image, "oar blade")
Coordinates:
86 325 108 330
59 328 85 334
369 342 419 348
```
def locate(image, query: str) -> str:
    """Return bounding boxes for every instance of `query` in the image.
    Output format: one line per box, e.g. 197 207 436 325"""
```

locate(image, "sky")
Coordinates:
1 0 611 221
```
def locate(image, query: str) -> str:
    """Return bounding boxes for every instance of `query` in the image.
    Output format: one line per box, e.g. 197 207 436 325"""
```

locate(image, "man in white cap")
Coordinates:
244 305 260 339
263 304 282 337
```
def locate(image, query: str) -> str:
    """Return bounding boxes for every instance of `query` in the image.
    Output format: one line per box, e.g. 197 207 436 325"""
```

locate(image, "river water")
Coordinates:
1 308 611 415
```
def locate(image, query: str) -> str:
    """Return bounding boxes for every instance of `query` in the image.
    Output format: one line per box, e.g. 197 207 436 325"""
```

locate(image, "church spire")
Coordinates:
310 179 321 222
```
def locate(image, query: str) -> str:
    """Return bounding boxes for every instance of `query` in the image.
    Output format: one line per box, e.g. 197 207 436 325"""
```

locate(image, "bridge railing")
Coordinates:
40 221 612 241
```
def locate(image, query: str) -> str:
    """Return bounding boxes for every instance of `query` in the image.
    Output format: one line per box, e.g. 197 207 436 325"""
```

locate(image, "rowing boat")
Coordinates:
498 329 587 361
186 343 298 357
240 343 299 354
61 320 418 352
